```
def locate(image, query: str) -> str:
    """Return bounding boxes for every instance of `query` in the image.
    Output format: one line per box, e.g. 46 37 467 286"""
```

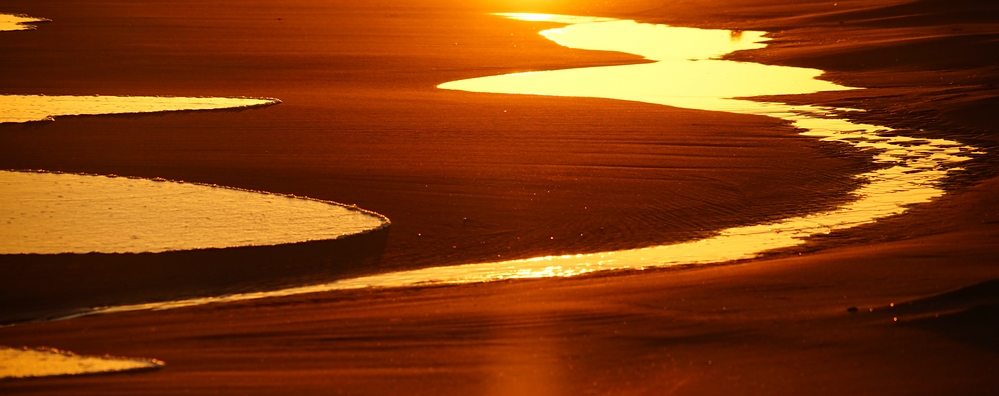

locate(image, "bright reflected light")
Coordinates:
0 171 389 254
0 13 49 32
0 95 280 124
0 346 163 379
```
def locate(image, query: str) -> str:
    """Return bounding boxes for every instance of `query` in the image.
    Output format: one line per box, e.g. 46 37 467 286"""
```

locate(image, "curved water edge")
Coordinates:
0 346 163 379
58 14 981 318
1 170 389 254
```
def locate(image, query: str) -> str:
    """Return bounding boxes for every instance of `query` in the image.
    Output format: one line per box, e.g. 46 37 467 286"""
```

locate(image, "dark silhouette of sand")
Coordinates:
1 0 997 393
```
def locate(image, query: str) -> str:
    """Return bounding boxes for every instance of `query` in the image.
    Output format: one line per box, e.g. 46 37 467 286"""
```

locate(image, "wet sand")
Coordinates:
1 0 998 393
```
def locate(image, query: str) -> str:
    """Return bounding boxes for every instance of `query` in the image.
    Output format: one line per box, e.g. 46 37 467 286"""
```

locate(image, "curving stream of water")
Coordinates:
74 13 980 316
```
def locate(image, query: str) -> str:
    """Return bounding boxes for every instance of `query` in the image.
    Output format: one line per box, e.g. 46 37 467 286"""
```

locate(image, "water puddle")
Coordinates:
0 170 388 254
54 13 980 319
0 13 49 32
0 346 163 379
0 94 280 124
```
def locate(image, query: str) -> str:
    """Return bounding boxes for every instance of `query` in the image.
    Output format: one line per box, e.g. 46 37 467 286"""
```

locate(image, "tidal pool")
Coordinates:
71 13 980 317
0 170 389 254
0 346 163 379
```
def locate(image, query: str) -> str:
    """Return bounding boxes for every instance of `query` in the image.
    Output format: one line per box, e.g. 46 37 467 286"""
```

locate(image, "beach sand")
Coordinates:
1 0 997 393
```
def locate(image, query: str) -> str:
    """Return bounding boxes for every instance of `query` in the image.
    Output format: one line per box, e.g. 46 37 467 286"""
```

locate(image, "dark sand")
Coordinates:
1 0 998 393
